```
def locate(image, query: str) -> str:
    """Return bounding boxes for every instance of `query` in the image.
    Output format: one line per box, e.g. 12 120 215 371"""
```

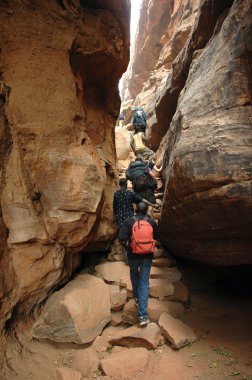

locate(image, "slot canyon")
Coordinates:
0 0 251 379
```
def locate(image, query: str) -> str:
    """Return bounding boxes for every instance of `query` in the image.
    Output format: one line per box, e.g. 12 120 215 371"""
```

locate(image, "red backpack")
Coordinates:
131 217 155 254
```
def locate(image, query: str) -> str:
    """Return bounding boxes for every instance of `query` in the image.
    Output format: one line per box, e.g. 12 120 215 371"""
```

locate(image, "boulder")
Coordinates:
115 127 132 161
109 323 162 350
71 347 99 377
95 262 130 283
149 279 174 298
158 312 197 349
108 284 127 311
33 273 111 344
100 348 149 377
56 367 81 380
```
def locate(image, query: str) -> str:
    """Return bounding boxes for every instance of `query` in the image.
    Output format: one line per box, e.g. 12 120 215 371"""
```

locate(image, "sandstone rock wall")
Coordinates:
121 0 252 265
0 0 129 328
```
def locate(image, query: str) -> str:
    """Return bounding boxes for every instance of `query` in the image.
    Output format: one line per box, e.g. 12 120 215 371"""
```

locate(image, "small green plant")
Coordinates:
230 371 240 376
209 361 217 368
190 352 198 358
212 346 232 357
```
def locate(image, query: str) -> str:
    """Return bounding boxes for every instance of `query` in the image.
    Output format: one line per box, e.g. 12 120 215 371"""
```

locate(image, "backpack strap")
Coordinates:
133 216 141 229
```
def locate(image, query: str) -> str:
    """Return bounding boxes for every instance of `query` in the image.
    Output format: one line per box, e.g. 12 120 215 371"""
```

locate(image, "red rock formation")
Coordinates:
159 0 252 265
0 0 130 328
121 0 252 265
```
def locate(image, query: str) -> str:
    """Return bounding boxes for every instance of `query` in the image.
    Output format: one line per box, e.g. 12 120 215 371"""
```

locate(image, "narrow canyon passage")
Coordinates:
0 0 252 379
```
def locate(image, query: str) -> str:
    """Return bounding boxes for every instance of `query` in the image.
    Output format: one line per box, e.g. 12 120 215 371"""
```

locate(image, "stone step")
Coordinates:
149 278 174 297
109 322 162 350
167 281 190 305
95 261 130 283
122 298 184 325
150 266 182 282
108 284 127 311
152 257 176 267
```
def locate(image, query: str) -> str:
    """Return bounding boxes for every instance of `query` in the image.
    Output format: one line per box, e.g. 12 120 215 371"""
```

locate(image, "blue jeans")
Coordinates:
128 258 152 318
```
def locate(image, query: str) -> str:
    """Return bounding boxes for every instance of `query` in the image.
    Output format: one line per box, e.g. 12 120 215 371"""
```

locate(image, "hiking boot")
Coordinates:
138 316 150 327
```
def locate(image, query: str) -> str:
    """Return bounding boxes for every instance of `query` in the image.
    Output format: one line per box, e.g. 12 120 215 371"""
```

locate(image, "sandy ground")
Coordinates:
0 263 251 380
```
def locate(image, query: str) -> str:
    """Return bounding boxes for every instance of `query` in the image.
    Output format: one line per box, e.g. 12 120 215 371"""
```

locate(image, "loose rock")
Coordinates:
100 347 149 377
158 312 197 349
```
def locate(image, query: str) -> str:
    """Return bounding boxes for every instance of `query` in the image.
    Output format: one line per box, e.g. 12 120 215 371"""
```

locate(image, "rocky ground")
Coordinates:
0 253 251 380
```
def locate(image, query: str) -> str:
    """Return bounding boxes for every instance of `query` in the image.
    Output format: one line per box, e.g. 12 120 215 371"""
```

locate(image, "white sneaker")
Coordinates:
138 316 150 327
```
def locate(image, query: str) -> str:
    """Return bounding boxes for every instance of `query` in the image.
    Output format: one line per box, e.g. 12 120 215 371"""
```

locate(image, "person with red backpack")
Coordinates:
119 202 159 327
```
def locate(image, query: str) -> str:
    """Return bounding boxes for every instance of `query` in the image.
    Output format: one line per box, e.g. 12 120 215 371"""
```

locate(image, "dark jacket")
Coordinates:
113 189 142 227
119 214 159 260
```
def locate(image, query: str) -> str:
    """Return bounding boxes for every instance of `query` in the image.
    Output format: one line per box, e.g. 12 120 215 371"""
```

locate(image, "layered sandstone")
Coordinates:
159 0 252 265
121 0 252 265
0 0 130 328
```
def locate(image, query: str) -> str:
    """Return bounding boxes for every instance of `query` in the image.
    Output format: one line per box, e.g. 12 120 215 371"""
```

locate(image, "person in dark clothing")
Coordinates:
126 156 157 204
119 202 160 326
113 178 158 227
132 107 147 134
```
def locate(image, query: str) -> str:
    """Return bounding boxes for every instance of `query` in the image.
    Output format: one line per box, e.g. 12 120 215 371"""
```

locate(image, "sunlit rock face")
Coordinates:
121 0 202 149
121 0 252 265
0 0 130 327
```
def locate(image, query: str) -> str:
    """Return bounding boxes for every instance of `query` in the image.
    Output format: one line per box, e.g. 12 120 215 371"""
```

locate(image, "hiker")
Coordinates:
130 131 155 161
147 157 163 181
132 107 147 134
119 202 159 326
126 156 156 204
113 178 159 227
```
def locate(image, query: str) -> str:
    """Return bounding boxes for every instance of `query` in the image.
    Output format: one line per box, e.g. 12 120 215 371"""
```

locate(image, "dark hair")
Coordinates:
135 155 143 162
136 202 148 215
119 178 127 187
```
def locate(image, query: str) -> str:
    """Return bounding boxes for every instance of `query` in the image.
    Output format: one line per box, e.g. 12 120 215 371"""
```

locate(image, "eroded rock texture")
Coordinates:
0 0 130 328
121 0 252 265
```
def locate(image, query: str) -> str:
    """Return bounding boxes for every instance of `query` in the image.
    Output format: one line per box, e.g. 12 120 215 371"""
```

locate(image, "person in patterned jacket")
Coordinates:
113 178 158 227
